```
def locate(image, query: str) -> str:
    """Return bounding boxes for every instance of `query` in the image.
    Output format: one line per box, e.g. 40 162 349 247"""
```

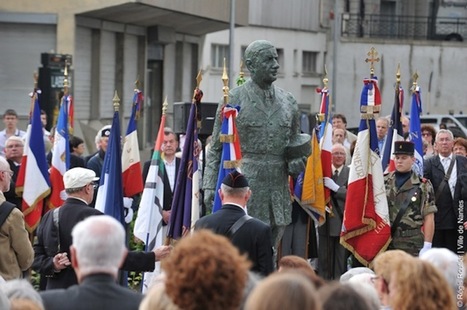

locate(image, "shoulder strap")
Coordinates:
0 201 16 228
228 214 252 238
391 186 419 236
435 155 456 202
53 207 61 252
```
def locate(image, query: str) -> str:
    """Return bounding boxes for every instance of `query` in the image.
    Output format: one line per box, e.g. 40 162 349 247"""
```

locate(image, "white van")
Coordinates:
419 114 467 138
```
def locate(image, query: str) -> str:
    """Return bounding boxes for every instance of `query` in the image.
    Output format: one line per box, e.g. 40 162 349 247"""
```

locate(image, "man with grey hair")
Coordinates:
424 129 467 252
0 156 34 281
40 215 143 310
196 171 273 276
203 40 310 254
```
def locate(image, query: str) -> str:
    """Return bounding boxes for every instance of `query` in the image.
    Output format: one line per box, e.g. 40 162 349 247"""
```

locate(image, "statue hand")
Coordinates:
204 189 215 211
287 157 307 177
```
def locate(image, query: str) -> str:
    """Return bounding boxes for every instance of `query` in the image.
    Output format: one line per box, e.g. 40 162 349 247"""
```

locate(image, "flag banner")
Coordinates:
122 89 144 197
48 96 70 210
212 104 242 212
294 129 326 225
167 89 202 240
382 86 403 173
95 110 125 226
316 86 332 206
340 76 391 266
16 95 51 232
409 85 424 176
133 112 166 292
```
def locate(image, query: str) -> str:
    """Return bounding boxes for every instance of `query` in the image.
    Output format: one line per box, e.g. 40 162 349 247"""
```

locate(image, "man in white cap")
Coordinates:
33 167 171 290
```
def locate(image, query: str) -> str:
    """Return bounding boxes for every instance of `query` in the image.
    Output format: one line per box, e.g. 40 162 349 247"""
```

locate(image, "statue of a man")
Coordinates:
203 40 311 251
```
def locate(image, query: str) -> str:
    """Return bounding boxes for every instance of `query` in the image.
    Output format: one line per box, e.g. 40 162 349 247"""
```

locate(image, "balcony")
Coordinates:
341 13 467 41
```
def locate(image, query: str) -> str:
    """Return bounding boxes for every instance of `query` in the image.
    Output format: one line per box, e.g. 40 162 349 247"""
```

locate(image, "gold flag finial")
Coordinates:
63 59 69 96
33 72 38 91
323 65 329 87
134 75 141 90
162 96 168 115
222 58 230 107
365 47 380 78
192 70 203 101
412 71 419 90
113 90 120 112
396 63 401 86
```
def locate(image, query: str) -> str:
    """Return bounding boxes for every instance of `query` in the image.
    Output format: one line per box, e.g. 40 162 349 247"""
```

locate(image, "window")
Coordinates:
302 51 318 74
211 44 229 68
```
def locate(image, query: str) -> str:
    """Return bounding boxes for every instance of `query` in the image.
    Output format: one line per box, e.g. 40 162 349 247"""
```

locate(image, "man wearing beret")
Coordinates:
87 125 111 178
195 171 274 276
384 141 437 256
33 167 171 289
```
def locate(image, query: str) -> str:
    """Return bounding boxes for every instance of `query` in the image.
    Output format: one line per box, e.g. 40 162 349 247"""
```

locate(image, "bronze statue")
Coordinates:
203 40 311 251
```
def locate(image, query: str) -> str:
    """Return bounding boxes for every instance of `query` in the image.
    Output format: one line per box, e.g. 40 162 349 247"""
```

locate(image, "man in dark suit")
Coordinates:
424 129 467 252
195 171 273 276
142 128 180 229
40 215 143 310
33 167 171 290
3 136 23 209
318 143 350 280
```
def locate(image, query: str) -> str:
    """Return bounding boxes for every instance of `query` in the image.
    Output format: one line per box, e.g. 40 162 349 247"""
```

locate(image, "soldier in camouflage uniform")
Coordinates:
384 141 437 256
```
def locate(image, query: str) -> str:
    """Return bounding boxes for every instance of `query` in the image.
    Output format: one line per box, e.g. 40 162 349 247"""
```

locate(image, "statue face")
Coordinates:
251 47 279 86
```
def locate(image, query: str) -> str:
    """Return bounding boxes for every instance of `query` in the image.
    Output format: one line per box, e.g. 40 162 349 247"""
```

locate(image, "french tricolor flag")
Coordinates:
340 76 391 266
122 89 143 197
48 95 70 210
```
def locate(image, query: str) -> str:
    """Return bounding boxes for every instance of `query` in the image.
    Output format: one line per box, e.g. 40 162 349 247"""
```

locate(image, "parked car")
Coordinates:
420 114 467 138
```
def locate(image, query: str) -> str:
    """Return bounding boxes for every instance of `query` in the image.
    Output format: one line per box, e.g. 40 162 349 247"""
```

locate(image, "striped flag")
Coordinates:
95 109 125 226
212 104 242 213
122 89 143 197
409 85 423 176
48 96 70 210
340 76 391 266
294 129 326 224
167 88 202 240
16 94 51 232
317 86 332 207
382 86 404 173
133 111 166 292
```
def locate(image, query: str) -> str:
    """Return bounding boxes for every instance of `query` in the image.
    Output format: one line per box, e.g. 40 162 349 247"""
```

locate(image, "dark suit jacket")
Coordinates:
143 157 180 211
40 274 143 310
4 159 21 209
319 166 350 237
33 198 156 289
194 204 274 276
424 155 467 229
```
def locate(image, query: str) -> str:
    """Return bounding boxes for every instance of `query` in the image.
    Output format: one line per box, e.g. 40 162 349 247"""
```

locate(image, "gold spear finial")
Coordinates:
396 63 401 87
317 65 330 123
222 58 229 106
134 75 140 90
323 65 329 87
33 72 38 92
365 47 380 78
412 71 419 90
162 96 168 115
63 59 69 96
113 90 120 112
192 70 202 101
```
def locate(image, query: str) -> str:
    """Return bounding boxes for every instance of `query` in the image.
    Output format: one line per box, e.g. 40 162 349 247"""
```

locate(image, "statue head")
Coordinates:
244 40 279 87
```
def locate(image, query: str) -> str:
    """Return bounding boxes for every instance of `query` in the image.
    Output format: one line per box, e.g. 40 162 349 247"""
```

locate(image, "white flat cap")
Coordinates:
63 167 99 189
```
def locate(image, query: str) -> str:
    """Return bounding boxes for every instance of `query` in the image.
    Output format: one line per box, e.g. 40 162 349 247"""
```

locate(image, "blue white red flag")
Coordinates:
16 93 51 232
133 111 166 292
122 89 143 197
409 85 423 176
212 104 242 212
95 110 125 226
167 89 202 240
48 96 70 210
340 76 391 266
382 86 404 173
316 86 332 206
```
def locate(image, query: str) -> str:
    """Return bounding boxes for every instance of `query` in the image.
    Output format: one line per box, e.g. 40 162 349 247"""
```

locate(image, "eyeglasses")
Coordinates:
332 152 346 156
422 132 431 137
88 182 98 189
1 170 14 177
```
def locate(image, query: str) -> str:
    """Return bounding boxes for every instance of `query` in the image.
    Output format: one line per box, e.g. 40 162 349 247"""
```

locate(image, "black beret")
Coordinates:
222 170 249 188
393 141 414 155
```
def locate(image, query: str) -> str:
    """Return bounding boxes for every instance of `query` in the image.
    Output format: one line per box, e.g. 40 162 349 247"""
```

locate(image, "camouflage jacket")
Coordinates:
384 171 437 255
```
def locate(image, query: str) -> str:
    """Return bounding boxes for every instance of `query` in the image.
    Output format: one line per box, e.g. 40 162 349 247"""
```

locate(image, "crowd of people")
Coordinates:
1 38 467 309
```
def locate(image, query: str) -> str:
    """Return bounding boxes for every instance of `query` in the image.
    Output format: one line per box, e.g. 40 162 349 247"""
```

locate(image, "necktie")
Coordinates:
442 157 450 174
333 169 339 181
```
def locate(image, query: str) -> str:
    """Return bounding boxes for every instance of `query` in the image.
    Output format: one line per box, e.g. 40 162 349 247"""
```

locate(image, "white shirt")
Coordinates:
164 159 176 192
439 154 457 197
